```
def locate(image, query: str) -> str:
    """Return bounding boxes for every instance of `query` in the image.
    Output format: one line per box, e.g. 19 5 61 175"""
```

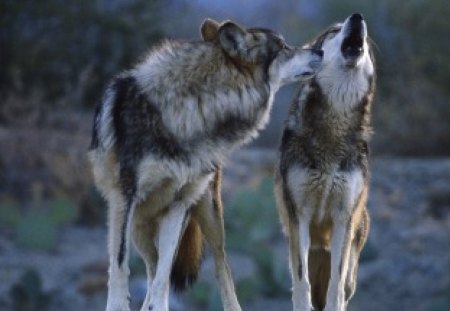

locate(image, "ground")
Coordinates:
0 149 449 311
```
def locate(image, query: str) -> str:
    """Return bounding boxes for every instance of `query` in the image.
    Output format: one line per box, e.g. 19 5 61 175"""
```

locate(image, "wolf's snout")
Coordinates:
341 13 367 65
344 12 365 37
350 13 364 23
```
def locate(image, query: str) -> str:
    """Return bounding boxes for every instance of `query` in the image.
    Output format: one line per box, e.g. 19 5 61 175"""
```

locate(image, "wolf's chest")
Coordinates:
299 168 354 222
305 169 348 198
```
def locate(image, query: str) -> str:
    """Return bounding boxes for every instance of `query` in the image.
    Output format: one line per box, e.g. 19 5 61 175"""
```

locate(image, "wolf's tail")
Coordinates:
309 248 331 311
170 217 203 291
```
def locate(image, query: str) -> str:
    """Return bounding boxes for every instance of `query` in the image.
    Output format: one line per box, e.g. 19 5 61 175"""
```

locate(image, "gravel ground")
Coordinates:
0 150 449 311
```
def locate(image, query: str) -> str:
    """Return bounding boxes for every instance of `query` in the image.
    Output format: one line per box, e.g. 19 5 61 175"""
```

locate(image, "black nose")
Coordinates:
312 49 323 58
350 13 364 22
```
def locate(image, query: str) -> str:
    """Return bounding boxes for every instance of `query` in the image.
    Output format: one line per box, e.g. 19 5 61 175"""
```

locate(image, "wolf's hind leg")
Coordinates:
147 201 189 311
194 189 242 311
105 191 135 311
132 205 158 311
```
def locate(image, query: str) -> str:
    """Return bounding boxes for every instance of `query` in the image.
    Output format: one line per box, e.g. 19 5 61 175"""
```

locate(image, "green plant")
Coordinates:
253 246 291 298
48 196 78 225
427 285 450 311
2 197 79 251
225 176 279 252
0 200 21 227
235 278 259 302
15 209 58 251
188 281 222 311
10 269 52 311
223 175 291 299
0 196 78 251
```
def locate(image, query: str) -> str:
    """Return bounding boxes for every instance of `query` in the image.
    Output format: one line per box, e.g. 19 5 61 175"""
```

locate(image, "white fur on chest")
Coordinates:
287 166 364 223
317 63 371 112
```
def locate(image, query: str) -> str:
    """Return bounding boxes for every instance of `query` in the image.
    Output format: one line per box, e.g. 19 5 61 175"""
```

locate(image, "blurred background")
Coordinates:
0 0 449 310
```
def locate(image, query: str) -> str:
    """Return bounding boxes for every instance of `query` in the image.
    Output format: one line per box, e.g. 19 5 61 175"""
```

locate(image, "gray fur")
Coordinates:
90 18 322 311
275 13 375 311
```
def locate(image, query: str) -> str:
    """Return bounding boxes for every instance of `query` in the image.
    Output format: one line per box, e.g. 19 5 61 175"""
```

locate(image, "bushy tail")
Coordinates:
309 248 331 311
170 217 203 291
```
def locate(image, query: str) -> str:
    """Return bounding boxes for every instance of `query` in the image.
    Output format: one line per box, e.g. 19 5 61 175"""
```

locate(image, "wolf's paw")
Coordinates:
106 305 130 311
293 300 312 311
106 307 130 311
324 305 345 311
106 299 130 311
293 298 313 311
223 303 242 311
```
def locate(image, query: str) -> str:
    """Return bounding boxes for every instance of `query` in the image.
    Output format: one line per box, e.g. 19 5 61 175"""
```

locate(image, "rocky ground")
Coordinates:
0 149 449 311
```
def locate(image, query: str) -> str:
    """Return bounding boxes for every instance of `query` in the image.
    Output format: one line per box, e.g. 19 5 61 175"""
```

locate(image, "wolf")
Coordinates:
274 13 375 311
89 17 323 311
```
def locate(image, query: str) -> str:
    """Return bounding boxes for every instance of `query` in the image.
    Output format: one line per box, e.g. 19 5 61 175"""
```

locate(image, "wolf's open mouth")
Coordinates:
341 36 364 59
341 13 365 60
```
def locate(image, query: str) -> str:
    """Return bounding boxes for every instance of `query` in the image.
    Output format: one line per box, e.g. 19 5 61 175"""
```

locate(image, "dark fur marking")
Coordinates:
213 114 256 143
281 173 298 221
89 102 102 150
190 85 270 146
298 256 303 280
278 130 300 221
118 198 133 267
111 75 188 166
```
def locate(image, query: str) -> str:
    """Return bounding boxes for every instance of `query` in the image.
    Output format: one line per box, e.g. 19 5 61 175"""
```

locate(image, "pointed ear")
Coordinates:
218 21 247 57
200 18 220 42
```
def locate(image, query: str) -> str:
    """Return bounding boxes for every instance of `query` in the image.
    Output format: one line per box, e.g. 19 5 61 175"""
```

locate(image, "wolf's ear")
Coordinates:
201 18 220 42
218 21 248 57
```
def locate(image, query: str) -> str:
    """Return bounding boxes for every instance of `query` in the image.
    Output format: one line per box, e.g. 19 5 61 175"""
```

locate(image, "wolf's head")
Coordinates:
200 18 323 86
304 13 375 110
310 13 373 71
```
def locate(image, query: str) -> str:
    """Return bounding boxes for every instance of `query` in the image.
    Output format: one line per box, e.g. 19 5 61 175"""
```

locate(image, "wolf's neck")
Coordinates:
317 64 370 112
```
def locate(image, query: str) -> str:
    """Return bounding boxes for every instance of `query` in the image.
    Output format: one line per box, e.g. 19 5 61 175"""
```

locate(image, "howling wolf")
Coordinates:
275 13 375 311
89 18 322 311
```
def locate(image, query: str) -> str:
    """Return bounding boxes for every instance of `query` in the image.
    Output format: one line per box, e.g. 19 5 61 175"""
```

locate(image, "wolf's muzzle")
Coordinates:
341 13 366 62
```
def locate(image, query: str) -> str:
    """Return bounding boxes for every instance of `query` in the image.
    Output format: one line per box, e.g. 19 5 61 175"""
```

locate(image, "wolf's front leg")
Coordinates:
325 171 364 311
290 218 313 311
106 192 135 311
324 219 352 311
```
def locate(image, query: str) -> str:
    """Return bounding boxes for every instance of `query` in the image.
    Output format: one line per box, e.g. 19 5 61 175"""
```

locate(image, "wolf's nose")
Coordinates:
312 49 323 58
350 13 364 22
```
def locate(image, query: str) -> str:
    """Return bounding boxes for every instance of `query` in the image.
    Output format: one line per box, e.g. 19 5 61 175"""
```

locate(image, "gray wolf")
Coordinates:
274 13 375 311
89 17 323 311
